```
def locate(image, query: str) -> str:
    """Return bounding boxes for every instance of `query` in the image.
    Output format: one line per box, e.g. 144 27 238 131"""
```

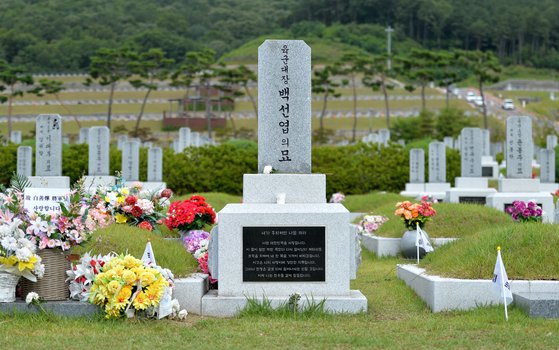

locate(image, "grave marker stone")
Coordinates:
481 129 490 156
257 40 311 173
10 131 22 144
378 128 390 146
443 136 453 149
79 128 89 144
178 127 191 151
428 141 446 183
409 149 425 183
117 134 128 150
35 114 62 176
506 116 533 179
17 146 32 177
147 147 163 182
460 128 482 177
547 135 557 150
121 140 140 181
540 149 555 183
88 126 110 176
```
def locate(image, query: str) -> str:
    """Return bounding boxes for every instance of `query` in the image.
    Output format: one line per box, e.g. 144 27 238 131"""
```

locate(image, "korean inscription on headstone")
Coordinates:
428 141 446 183
506 116 533 179
539 149 555 183
88 126 110 176
460 127 482 177
147 147 163 182
35 114 62 176
17 146 33 177
409 149 425 183
258 40 311 173
121 140 140 181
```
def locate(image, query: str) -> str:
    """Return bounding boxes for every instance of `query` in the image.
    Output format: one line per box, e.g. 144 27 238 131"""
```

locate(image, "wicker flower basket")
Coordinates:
0 271 20 302
20 249 70 301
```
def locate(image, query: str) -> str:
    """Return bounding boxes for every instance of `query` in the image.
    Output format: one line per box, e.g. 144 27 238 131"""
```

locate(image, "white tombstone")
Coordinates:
487 116 553 222
28 114 70 188
83 126 115 194
143 147 166 193
422 141 450 200
117 134 128 150
401 149 425 196
178 127 191 152
546 135 558 151
17 146 32 177
204 40 367 317
10 131 22 144
78 128 89 144
122 140 140 182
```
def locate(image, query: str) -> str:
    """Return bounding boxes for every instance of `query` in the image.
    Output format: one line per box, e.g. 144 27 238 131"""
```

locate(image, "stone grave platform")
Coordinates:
0 300 99 317
513 292 559 319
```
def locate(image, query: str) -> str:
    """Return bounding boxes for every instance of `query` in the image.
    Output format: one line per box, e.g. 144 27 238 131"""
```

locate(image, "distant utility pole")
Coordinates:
385 26 394 70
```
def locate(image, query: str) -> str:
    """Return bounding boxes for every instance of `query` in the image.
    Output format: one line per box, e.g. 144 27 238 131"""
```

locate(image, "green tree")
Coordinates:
86 47 137 129
335 53 369 143
129 48 174 136
362 54 396 128
0 60 36 137
433 51 468 108
457 50 501 129
398 49 439 111
37 79 81 128
436 107 475 139
312 65 340 143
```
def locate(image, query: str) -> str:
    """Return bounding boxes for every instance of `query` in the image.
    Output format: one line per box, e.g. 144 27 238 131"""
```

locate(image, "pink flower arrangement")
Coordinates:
505 200 543 223
357 214 389 235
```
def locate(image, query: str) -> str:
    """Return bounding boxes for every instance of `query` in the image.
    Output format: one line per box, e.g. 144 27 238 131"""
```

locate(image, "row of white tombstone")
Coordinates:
17 114 166 193
402 116 556 222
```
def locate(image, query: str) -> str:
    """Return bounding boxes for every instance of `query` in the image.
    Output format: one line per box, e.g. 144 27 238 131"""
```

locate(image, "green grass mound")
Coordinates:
72 225 198 277
421 223 559 280
343 192 408 213
373 202 511 238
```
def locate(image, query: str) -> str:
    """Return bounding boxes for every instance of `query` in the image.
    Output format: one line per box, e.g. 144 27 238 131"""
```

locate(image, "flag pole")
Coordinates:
416 222 420 265
498 246 509 321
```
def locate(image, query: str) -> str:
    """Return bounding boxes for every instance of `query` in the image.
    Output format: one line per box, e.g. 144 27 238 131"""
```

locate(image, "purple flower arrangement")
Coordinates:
182 230 210 258
505 200 543 223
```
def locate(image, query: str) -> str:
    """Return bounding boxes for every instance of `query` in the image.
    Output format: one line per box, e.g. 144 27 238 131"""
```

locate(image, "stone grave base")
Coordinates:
486 192 554 223
0 300 98 317
397 264 559 312
539 182 559 194
201 289 368 317
28 176 70 188
83 176 115 194
400 183 425 197
498 178 540 192
513 292 559 319
445 188 497 204
454 177 488 188
243 174 326 203
361 233 456 257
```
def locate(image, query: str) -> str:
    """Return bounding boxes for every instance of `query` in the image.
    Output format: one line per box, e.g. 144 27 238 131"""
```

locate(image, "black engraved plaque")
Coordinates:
243 226 326 282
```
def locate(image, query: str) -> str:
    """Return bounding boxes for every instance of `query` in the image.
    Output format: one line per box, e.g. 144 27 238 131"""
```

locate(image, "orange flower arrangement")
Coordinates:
394 197 436 230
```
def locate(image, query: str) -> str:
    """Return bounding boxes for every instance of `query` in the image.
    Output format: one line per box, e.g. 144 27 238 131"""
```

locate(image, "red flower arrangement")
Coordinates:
165 195 217 232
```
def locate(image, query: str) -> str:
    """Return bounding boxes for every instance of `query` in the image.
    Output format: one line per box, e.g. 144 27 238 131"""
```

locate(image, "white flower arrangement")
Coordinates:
0 217 44 281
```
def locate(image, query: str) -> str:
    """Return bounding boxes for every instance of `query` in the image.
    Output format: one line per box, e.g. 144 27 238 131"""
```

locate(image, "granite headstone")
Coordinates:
540 149 555 183
257 40 311 173
506 116 533 179
17 146 32 177
88 126 110 176
121 140 140 181
35 114 62 176
147 147 163 182
409 148 425 183
460 127 482 177
428 141 446 183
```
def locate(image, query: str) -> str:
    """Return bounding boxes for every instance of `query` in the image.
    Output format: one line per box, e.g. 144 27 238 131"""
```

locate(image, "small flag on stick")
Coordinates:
492 246 513 321
415 223 434 264
142 239 157 266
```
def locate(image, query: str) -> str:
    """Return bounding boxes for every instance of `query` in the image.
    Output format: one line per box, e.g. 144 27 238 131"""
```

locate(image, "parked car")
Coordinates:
473 96 484 107
466 91 477 102
502 99 514 110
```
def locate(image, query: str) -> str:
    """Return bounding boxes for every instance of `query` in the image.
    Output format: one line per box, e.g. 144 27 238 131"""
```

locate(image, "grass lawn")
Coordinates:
1 191 558 348
1 250 557 349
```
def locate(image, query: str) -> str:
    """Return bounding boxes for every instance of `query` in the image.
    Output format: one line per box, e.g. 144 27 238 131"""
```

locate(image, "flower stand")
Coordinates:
0 272 20 302
20 249 69 301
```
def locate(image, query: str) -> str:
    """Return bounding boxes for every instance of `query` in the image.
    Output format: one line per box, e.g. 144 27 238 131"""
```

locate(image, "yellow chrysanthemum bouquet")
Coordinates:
89 254 168 319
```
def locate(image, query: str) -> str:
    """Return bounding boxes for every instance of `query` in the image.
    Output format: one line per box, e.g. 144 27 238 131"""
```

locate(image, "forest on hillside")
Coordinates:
0 0 558 72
